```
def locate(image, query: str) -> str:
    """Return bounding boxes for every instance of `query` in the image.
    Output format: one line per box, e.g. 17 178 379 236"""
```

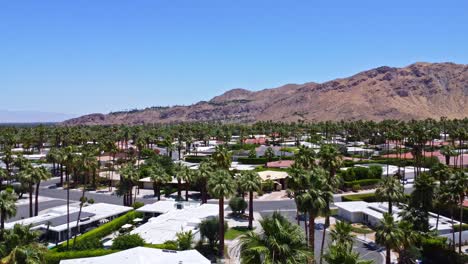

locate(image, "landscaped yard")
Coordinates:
225 226 252 240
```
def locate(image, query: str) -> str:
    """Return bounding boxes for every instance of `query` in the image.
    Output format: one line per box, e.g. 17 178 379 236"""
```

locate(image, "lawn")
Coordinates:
225 226 252 240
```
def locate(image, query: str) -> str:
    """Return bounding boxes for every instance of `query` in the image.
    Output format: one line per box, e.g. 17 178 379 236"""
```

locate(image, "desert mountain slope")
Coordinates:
63 62 468 125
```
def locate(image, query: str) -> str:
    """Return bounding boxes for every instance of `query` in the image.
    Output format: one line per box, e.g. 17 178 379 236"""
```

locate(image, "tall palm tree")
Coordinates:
197 159 214 203
325 221 371 264
17 163 34 217
207 169 236 257
294 145 315 169
31 166 52 216
212 145 232 170
375 176 405 214
296 167 331 256
239 212 311 264
174 163 188 200
0 188 17 240
181 166 194 201
375 213 403 264
238 171 262 229
447 171 468 253
117 163 140 205
318 144 343 264
148 163 171 201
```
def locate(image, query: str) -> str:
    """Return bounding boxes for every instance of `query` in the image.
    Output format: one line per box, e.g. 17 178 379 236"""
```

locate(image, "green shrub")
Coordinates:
343 179 380 189
176 230 194 250
53 210 142 252
421 236 468 264
228 143 257 151
237 157 268 165
262 179 275 193
132 201 145 209
200 217 228 249
145 241 178 250
72 237 102 251
229 197 247 215
111 234 145 250
351 184 361 192
453 223 468 232
341 193 378 202
184 156 208 163
45 250 119 264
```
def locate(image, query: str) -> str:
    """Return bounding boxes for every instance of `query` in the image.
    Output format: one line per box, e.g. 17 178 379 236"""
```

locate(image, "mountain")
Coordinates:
63 62 468 125
0 110 76 123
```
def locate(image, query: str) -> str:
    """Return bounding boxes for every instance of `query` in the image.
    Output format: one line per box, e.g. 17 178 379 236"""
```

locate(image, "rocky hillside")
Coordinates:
63 62 468 125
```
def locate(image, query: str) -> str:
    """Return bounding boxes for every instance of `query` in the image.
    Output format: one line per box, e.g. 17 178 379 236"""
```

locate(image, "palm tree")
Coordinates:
440 145 457 166
207 169 236 257
323 245 372 264
238 171 262 229
174 163 188 200
148 163 171 201
296 167 331 256
117 163 140 205
181 166 194 201
0 188 17 240
329 221 354 249
197 159 214 203
212 145 232 170
239 212 311 263
375 176 405 214
294 145 315 169
0 224 46 263
17 164 34 217
263 146 275 162
375 213 403 264
32 166 51 216
447 171 468 253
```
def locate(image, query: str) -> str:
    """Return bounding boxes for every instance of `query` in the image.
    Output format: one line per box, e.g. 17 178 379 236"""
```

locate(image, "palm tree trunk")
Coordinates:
248 191 254 229
185 182 189 201
72 186 86 249
459 200 463 254
309 212 315 255
35 181 40 216
0 209 5 240
29 183 33 217
219 196 225 257
451 206 456 251
386 247 391 264
319 218 328 264
177 179 182 200
66 172 70 251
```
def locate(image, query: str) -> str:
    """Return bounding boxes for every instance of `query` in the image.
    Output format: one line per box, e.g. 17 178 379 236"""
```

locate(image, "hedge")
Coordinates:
46 249 119 264
437 206 468 223
46 243 179 264
342 179 380 189
237 156 292 165
184 156 208 163
341 193 378 202
53 210 142 252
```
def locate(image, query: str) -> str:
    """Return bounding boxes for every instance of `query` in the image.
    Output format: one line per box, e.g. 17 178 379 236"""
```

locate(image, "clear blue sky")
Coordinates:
1 0 467 116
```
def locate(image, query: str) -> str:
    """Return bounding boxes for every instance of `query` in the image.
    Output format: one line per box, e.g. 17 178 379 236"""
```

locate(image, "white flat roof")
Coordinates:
335 201 460 232
6 203 132 232
257 170 288 181
132 203 222 244
59 247 210 264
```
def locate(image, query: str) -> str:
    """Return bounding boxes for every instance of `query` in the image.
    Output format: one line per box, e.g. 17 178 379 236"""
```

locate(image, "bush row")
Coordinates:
341 193 378 203
342 179 381 189
46 250 118 264
53 210 142 252
184 156 209 163
339 165 382 182
237 156 292 165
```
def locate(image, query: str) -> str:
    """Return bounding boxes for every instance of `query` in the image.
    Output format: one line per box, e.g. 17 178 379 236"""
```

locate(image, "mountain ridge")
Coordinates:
63 62 468 125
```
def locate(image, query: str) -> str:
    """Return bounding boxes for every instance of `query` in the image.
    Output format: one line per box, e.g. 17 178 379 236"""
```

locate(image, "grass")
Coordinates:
351 224 374 234
225 226 251 240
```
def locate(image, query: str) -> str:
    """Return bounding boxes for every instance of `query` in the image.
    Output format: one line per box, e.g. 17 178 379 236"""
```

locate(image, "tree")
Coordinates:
228 197 247 216
196 159 214 204
148 163 171 201
375 176 405 214
238 170 261 229
17 162 35 217
199 217 228 250
207 169 236 257
376 213 403 264
239 212 311 264
406 172 436 232
31 166 52 216
117 163 140 206
440 145 457 166
0 224 46 262
176 230 194 250
323 245 373 264
446 171 468 253
0 188 17 240
329 221 354 250
212 145 232 170
294 145 315 169
111 234 145 250
263 146 275 162
296 167 332 256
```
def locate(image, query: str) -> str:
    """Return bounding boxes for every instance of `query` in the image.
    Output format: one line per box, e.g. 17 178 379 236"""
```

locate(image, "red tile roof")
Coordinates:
266 160 294 168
